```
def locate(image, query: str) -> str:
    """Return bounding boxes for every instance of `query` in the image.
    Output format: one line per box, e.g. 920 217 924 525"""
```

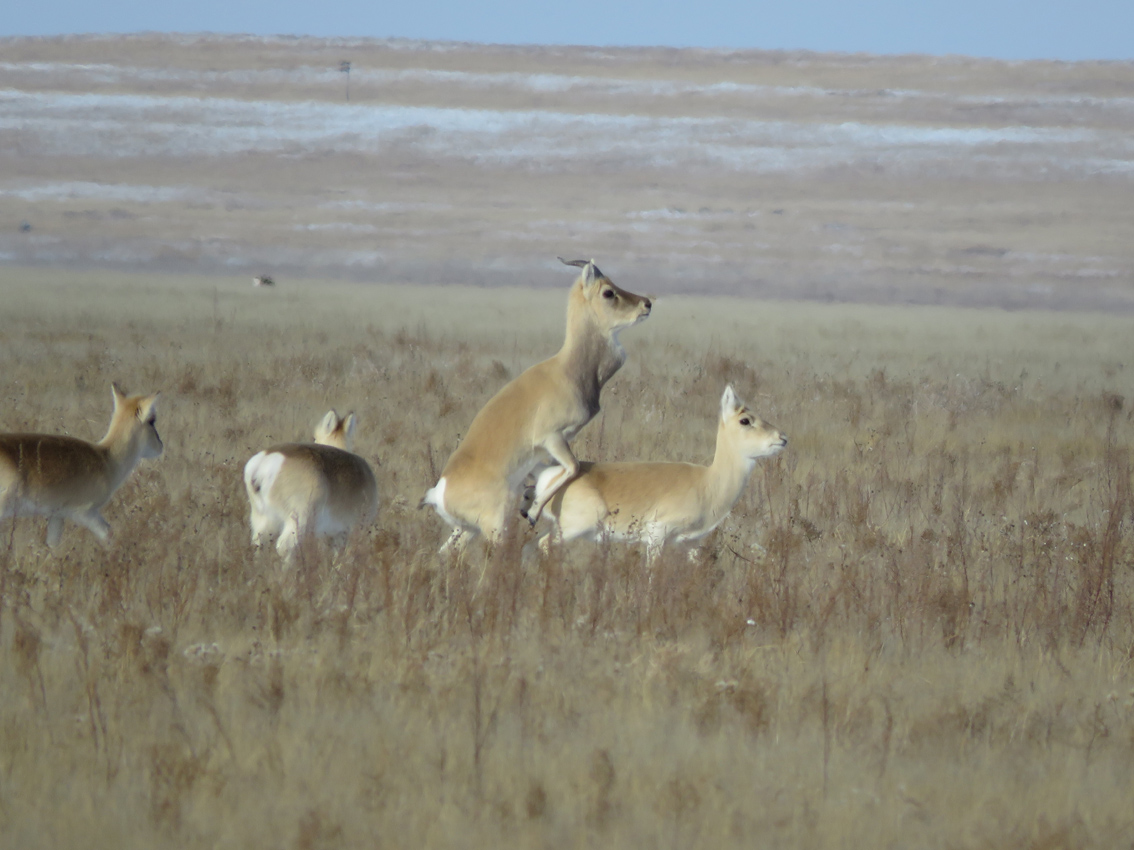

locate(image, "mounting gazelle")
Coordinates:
244 410 379 561
530 385 787 564
422 258 652 551
0 383 163 546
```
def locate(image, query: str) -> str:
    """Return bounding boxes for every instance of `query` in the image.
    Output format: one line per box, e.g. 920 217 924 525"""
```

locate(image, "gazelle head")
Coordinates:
314 410 357 451
718 385 787 461
560 258 652 334
110 382 163 459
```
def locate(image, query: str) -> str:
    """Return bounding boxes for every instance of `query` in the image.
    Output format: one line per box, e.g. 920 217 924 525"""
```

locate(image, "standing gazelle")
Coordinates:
244 410 379 560
532 386 787 564
0 383 163 546
422 258 652 551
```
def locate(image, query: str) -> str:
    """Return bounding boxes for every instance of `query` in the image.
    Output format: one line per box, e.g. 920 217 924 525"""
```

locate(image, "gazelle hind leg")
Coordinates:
46 516 64 547
439 526 471 555
276 512 305 562
249 506 274 548
75 511 111 545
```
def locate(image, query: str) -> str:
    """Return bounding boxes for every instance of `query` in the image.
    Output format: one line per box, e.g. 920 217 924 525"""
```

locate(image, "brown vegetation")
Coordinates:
0 268 1131 848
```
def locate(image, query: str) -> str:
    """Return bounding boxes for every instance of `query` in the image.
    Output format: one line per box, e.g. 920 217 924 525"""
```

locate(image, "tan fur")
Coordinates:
0 383 163 546
422 259 651 551
535 385 787 563
244 410 379 560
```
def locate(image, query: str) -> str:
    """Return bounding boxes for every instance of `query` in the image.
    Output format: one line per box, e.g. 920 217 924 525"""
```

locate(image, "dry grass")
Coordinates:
0 267 1132 848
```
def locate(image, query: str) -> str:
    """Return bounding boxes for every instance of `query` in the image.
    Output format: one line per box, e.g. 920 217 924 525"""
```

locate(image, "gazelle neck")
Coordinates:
560 289 626 391
99 415 146 489
705 427 758 518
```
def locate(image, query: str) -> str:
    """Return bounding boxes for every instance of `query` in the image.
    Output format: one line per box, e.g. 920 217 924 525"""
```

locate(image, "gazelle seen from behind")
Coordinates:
244 410 378 561
0 383 163 547
532 385 787 564
422 258 652 552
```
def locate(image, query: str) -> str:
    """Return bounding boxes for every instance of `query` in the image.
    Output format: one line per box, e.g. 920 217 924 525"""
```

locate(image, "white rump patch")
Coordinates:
244 451 286 507
422 477 459 527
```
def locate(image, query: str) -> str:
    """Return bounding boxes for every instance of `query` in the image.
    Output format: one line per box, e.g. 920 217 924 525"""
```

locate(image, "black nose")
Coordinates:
644 298 652 310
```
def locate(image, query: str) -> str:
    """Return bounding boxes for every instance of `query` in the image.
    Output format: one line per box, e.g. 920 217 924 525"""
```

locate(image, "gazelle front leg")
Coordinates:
643 522 668 568
523 432 579 525
536 527 562 556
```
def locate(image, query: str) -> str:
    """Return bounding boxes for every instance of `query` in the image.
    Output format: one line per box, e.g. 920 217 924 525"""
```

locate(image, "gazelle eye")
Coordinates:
603 289 615 299
739 417 751 426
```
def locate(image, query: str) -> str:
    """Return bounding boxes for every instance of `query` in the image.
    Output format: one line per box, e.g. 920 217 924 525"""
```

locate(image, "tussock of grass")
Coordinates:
1 269 1132 848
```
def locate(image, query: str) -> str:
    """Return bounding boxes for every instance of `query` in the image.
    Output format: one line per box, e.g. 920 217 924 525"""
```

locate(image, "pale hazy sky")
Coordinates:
3 0 1131 62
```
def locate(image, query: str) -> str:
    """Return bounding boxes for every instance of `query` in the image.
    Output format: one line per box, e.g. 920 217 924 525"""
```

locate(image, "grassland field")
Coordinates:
0 266 1131 848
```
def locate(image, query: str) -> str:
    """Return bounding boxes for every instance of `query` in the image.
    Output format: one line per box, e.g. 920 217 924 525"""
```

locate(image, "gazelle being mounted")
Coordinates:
244 410 379 561
531 385 786 564
0 383 163 547
422 258 652 552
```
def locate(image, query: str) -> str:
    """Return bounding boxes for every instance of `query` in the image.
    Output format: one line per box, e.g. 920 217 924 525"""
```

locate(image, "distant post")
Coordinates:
340 60 351 102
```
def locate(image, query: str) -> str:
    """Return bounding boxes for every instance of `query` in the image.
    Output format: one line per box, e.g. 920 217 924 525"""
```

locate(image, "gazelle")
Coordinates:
253 275 275 287
532 386 786 563
422 258 652 552
0 383 163 546
244 410 379 560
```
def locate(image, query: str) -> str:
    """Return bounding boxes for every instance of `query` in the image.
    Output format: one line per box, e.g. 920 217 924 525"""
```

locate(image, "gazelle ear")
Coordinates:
720 385 741 420
558 257 603 292
111 382 127 408
582 259 599 292
317 410 340 439
342 412 357 442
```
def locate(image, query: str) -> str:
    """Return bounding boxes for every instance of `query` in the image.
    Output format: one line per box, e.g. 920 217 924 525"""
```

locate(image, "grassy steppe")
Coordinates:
1 268 1132 848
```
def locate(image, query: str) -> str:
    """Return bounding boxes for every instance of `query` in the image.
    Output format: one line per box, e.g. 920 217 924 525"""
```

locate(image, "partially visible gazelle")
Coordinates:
244 410 379 560
0 383 163 546
532 386 786 563
422 258 652 552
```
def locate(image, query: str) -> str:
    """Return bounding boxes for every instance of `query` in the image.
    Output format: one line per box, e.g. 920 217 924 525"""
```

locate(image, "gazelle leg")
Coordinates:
524 433 578 525
46 516 64 547
276 512 305 563
75 511 111 545
439 526 470 555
